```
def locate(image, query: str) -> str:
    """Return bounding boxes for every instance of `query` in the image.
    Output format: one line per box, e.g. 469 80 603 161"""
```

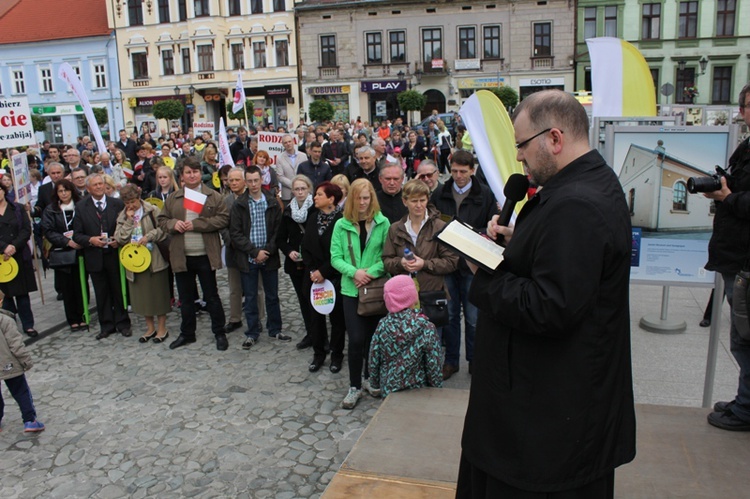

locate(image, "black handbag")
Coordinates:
48 248 77 269
419 290 449 327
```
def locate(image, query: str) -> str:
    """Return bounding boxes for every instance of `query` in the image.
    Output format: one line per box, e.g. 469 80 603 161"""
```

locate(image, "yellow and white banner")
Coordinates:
58 63 107 153
586 37 656 118
459 90 525 215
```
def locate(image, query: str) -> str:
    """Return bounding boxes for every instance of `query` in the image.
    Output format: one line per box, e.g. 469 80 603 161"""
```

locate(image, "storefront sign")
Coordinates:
457 77 505 89
32 104 84 115
360 80 406 93
265 85 292 98
0 96 34 148
454 59 481 70
309 85 351 95
519 77 565 87
136 95 185 107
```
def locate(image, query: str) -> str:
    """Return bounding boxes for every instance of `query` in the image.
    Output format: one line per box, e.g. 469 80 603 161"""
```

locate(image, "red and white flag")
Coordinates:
232 72 245 114
122 167 134 179
184 186 207 213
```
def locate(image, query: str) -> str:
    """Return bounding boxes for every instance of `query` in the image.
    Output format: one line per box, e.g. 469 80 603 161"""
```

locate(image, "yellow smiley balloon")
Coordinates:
212 171 221 189
119 243 152 273
144 197 164 210
0 257 19 283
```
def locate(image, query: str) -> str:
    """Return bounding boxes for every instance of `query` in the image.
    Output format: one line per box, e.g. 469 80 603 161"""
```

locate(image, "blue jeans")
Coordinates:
722 272 750 421
1 374 37 424
444 271 477 367
240 264 282 339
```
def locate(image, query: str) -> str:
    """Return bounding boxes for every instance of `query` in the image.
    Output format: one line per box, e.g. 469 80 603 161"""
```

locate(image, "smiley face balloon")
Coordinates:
119 243 152 273
0 257 18 283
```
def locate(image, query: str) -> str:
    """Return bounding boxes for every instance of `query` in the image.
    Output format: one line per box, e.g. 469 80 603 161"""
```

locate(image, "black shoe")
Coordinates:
442 364 459 381
224 321 242 333
120 329 132 338
56 293 63 301
714 400 735 413
309 358 325 372
169 335 196 350
707 409 750 431
216 334 228 351
95 331 111 340
25 329 39 338
330 359 342 373
700 319 711 327
296 336 312 349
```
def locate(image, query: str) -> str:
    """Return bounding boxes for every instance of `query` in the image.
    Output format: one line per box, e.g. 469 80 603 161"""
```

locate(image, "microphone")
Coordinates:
498 174 530 227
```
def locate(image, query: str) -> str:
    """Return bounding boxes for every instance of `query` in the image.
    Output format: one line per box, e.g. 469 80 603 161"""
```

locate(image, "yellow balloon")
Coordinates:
144 197 164 209
0 257 19 283
163 156 175 169
119 243 152 273
212 171 221 189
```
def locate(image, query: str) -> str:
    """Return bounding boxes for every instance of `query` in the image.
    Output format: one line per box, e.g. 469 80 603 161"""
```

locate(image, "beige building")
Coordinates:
105 0 300 135
296 0 575 124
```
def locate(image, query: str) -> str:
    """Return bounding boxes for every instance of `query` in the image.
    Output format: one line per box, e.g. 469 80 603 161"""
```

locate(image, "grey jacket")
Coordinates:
0 309 33 381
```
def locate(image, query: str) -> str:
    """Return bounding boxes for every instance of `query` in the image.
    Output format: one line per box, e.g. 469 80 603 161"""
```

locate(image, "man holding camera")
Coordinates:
704 83 750 431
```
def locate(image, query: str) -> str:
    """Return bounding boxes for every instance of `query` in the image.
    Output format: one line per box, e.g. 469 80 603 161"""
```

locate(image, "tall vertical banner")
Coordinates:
217 118 233 166
586 37 657 118
58 62 107 153
232 72 246 113
0 96 34 149
11 153 32 204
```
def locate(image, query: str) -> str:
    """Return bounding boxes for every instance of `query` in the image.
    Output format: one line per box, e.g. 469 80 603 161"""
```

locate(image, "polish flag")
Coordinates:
184 186 207 213
122 167 134 179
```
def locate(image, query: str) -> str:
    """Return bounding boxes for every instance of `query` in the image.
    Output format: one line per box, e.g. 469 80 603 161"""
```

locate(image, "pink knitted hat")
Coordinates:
384 274 418 313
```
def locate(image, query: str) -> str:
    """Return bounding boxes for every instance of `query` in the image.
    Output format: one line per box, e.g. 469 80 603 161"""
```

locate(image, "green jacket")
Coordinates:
330 212 390 298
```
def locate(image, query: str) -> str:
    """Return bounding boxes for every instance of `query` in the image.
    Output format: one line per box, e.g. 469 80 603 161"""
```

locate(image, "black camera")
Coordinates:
687 166 732 194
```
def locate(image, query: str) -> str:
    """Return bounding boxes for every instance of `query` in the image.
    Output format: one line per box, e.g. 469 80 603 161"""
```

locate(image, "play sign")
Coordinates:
0 97 34 148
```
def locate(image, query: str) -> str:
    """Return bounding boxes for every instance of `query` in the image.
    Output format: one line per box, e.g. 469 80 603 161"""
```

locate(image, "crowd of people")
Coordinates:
0 109 483 411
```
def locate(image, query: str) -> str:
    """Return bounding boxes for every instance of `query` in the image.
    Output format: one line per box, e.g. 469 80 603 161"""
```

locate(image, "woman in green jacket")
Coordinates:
330 178 390 410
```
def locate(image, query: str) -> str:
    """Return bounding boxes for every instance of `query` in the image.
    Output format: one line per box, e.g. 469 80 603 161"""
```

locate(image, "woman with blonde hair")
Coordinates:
330 174 350 208
148 166 178 202
330 178 390 409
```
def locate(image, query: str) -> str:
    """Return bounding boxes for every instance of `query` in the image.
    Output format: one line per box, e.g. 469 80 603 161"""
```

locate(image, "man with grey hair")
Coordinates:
222 167 247 333
376 163 407 223
347 146 380 189
416 159 441 194
276 134 308 204
371 137 395 171
33 162 65 217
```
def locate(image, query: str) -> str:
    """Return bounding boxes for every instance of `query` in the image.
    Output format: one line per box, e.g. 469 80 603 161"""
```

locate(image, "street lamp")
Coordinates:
677 60 686 72
173 85 180 96
397 70 405 81
698 57 708 75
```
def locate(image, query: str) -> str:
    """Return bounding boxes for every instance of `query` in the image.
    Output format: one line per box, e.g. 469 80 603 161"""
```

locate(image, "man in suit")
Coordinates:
276 134 307 205
116 129 138 165
73 173 131 339
33 163 65 218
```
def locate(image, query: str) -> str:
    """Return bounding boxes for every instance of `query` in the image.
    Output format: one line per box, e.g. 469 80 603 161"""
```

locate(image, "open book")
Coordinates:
435 219 505 272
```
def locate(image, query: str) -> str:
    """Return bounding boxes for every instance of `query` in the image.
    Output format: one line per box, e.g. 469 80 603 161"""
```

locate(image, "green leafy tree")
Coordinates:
308 99 334 123
152 99 185 130
397 90 427 126
226 99 254 121
491 86 519 110
31 114 46 133
92 107 108 126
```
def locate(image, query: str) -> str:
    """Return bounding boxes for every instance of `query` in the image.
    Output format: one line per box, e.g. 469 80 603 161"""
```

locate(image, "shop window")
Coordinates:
390 31 405 63
642 3 661 40
198 45 214 72
366 32 382 64
716 0 735 37
320 35 337 67
673 182 687 211
275 40 289 67
533 22 551 56
712 66 732 104
158 0 170 23
483 25 501 59
132 53 149 80
678 1 698 39
458 27 476 59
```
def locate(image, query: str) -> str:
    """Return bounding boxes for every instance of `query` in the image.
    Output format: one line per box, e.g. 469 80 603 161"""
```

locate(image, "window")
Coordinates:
712 66 732 104
39 67 53 93
93 63 107 88
650 68 659 102
182 48 191 73
132 53 148 79
198 45 214 72
251 0 263 14
275 40 289 67
178 0 187 21
194 0 209 16
158 0 170 23
162 49 175 75
533 22 551 56
458 27 476 59
628 189 635 216
128 0 143 26
253 42 266 68
675 67 695 104
678 1 698 39
673 182 687 211
604 6 618 37
320 35 336 67
642 3 661 40
483 25 501 59
422 28 442 63
231 44 244 70
366 32 382 64
228 0 241 16
716 0 735 37
273 0 285 12
12 69 25 94
389 31 405 63
584 7 597 39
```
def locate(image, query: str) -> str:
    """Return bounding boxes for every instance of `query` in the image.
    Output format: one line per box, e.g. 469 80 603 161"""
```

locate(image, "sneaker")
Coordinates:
23 420 45 433
242 337 257 350
707 410 750 431
341 387 362 410
271 333 292 342
362 379 382 398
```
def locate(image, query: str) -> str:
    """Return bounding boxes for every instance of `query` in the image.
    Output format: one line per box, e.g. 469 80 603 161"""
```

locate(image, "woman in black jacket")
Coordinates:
402 130 427 179
41 179 86 331
277 175 315 350
301 181 346 373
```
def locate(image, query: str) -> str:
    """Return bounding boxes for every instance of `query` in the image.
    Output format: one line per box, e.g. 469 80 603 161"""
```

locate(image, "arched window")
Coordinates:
673 181 687 211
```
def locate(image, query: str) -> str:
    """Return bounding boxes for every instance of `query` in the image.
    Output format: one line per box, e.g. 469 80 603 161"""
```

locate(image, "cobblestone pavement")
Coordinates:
1 269 471 498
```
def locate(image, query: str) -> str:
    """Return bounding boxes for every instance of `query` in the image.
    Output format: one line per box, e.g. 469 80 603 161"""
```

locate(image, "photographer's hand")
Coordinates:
704 176 732 202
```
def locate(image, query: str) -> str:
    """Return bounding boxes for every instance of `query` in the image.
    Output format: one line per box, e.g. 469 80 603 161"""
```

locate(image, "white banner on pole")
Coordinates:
58 62 107 153
257 131 297 165
218 118 233 166
11 153 31 204
0 96 34 149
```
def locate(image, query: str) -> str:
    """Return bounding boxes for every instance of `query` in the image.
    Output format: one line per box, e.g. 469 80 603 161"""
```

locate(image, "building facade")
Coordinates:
576 0 749 107
296 0 575 124
0 0 123 145
105 0 300 135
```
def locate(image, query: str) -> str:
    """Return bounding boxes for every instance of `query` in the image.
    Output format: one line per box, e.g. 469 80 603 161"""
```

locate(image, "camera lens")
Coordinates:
687 176 722 194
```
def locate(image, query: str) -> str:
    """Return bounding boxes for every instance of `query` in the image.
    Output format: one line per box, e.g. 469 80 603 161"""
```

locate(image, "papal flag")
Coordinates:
459 90 525 216
586 37 656 117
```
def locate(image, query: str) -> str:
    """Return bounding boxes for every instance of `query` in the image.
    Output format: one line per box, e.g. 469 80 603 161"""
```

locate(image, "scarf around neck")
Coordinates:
291 194 313 223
